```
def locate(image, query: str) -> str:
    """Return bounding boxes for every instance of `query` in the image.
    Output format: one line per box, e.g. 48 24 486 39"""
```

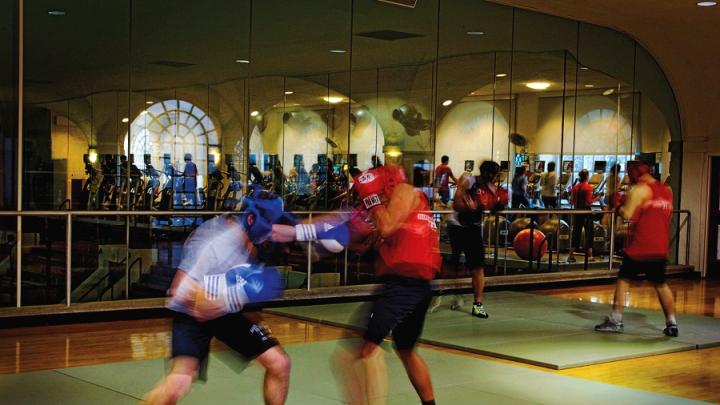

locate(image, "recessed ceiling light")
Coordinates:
466 31 485 36
442 99 453 106
526 82 551 90
48 10 66 16
496 73 507 78
329 49 346 53
584 84 595 88
579 66 589 71
602 89 615 96
284 91 294 95
250 110 259 117
145 100 154 105
121 117 129 123
235 59 250 64
697 1 717 6
323 96 344 103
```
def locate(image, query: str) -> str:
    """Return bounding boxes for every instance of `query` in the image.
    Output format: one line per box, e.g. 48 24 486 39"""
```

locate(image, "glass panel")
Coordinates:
21 216 66 305
0 216 16 307
0 0 17 210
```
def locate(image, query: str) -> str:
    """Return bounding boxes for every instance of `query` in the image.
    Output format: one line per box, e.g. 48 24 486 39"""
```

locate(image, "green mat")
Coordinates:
0 340 707 404
267 291 720 369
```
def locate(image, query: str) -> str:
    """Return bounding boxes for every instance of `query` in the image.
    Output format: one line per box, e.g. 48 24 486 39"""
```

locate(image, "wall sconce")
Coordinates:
88 147 98 164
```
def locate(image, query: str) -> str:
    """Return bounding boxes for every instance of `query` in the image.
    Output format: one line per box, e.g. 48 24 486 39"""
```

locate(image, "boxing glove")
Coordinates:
495 187 509 210
201 264 283 314
353 169 385 212
348 207 378 253
295 221 350 253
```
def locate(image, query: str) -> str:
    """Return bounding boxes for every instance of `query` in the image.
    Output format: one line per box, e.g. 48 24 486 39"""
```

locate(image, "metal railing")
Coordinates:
0 208 692 309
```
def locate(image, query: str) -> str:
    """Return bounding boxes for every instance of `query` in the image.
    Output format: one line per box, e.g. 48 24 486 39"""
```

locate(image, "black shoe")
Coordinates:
663 323 679 337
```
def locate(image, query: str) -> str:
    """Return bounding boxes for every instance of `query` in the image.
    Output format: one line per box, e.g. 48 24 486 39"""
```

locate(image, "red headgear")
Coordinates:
353 164 407 199
627 161 650 184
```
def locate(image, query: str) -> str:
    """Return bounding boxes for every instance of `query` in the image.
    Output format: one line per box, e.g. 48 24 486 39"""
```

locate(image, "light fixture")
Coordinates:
329 49 346 53
48 10 66 16
386 149 402 158
466 31 484 36
602 88 615 96
584 84 595 88
284 91 294 95
208 146 221 164
525 82 551 90
145 100 154 105
88 148 98 164
579 66 589 70
250 110 259 117
323 96 344 104
496 73 507 78
697 1 717 6
121 117 129 123
442 99 452 107
235 59 250 63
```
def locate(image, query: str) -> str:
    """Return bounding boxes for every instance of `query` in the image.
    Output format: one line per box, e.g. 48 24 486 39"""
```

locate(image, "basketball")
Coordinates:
513 228 548 261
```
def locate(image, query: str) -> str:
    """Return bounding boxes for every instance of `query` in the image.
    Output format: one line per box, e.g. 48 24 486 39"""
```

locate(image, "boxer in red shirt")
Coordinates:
595 161 678 336
568 169 599 262
336 164 439 405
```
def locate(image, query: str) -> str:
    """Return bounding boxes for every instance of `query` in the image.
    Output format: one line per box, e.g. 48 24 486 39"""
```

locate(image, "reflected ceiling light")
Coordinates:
145 100 154 105
697 1 717 6
329 49 346 53
466 31 484 36
525 82 551 90
323 96 344 103
235 59 250 64
496 73 507 78
579 66 589 70
602 88 615 96
284 91 294 95
250 110 259 117
442 99 453 106
584 84 594 88
48 10 66 16
121 117 129 123
386 150 402 157
88 148 98 164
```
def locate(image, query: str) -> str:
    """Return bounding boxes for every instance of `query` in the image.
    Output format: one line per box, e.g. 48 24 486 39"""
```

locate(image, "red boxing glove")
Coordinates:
495 188 509 210
353 169 385 212
610 192 626 209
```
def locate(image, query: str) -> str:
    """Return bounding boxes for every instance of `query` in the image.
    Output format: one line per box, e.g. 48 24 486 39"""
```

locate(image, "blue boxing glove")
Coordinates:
201 264 283 313
295 221 350 253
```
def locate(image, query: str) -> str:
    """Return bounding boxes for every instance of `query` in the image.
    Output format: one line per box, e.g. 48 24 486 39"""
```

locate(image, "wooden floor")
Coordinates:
1 278 718 403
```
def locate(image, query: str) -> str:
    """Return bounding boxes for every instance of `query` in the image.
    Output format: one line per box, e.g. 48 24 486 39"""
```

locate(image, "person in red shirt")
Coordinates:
595 161 677 336
434 155 457 207
335 164 439 405
568 169 599 262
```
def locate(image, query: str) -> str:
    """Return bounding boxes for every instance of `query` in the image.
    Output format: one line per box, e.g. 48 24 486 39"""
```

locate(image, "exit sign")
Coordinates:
378 0 418 8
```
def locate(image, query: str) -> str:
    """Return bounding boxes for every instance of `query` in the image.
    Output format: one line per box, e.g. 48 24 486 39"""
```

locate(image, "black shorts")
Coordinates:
617 257 667 284
448 223 485 268
438 189 450 205
364 276 432 351
172 311 279 363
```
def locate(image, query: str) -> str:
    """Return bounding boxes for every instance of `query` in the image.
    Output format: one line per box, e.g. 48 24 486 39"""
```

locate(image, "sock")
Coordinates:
421 400 436 405
610 310 623 323
666 315 677 325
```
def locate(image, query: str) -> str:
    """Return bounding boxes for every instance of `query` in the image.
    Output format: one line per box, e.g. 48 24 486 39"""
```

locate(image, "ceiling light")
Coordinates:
121 117 129 123
145 100 154 105
526 82 551 90
250 110 259 117
442 99 452 106
496 73 507 78
386 150 402 157
284 91 294 95
697 1 717 6
88 148 98 164
48 10 66 16
584 84 594 88
602 89 615 96
579 66 589 70
329 49 346 53
235 59 250 64
466 31 484 36
323 96 344 103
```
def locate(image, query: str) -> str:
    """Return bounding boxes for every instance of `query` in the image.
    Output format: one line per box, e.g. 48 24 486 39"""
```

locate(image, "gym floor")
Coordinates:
1 278 718 403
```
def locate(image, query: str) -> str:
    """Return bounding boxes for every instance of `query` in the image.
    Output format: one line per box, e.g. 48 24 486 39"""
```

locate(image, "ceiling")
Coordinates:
489 0 720 141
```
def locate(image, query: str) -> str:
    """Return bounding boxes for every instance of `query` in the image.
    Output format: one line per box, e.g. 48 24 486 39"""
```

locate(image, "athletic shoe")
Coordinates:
450 296 464 310
472 303 489 318
428 296 442 313
663 323 679 337
594 316 624 333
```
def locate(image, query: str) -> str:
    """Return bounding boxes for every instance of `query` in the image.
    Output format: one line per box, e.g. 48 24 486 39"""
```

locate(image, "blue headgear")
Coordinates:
239 186 295 244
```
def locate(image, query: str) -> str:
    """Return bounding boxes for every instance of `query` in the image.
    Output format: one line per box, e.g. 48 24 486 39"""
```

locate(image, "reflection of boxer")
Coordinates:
450 161 508 318
336 164 439 405
145 188 294 405
595 161 677 337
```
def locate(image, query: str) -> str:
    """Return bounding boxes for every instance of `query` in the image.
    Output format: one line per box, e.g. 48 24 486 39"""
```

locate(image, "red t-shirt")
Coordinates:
570 182 597 209
377 192 441 281
624 181 673 260
434 164 454 190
